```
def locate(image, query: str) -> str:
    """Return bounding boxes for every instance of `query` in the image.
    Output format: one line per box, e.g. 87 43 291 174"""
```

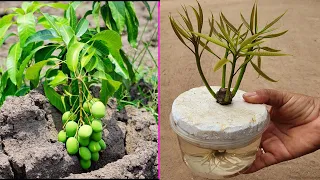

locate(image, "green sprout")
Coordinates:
169 1 289 105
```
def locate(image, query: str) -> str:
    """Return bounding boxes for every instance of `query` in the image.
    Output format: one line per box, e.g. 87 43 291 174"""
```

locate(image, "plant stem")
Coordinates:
221 50 229 88
224 55 237 102
77 76 84 125
231 46 254 97
231 57 249 97
222 65 226 88
195 48 217 99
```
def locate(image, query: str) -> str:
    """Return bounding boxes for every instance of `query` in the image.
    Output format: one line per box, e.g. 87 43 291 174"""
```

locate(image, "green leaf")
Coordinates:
25 59 54 80
245 51 288 56
67 5 77 30
2 79 17 100
54 16 69 27
258 55 262 69
47 2 69 10
0 23 12 41
120 49 135 83
191 6 201 32
100 74 122 104
261 11 287 32
199 40 219 58
14 86 30 96
240 13 251 32
25 29 57 46
179 9 193 31
221 12 237 33
6 43 22 85
101 4 111 29
125 2 139 48
260 47 281 52
22 2 32 13
213 58 231 72
66 42 85 72
75 18 89 37
84 10 92 19
81 49 95 68
16 45 47 88
109 1 126 33
91 30 122 50
49 70 67 87
0 14 15 28
41 13 61 36
84 55 98 72
59 25 75 45
142 1 152 19
108 51 129 79
255 3 258 34
92 1 101 32
242 40 265 50
17 13 36 47
250 61 277 82
240 33 260 49
263 30 288 38
68 36 77 49
70 1 82 10
169 16 190 45
35 45 58 63
26 1 45 13
91 30 128 78
191 31 229 49
0 71 9 94
216 20 235 51
43 81 67 113
250 3 255 33
6 7 25 14
91 41 109 57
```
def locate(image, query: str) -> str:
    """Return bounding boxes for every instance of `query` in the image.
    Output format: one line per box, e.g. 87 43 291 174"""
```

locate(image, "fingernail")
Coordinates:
243 92 257 97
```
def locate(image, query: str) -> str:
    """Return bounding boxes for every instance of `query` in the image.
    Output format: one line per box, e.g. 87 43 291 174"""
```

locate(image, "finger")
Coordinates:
243 89 293 107
243 151 277 173
242 147 263 174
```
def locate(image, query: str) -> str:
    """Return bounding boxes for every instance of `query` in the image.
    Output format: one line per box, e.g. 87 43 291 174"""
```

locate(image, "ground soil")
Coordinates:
160 0 320 180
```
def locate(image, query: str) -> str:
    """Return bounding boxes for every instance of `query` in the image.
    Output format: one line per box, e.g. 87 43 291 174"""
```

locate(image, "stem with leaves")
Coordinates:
170 1 290 105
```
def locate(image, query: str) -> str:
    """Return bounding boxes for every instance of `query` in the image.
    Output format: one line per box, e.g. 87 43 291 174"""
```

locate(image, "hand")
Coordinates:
242 89 320 173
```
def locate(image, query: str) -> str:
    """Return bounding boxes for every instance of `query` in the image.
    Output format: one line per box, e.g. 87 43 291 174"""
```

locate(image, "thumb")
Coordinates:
242 89 292 107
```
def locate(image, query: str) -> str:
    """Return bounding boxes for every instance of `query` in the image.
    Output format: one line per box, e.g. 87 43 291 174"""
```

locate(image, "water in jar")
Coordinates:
177 136 261 179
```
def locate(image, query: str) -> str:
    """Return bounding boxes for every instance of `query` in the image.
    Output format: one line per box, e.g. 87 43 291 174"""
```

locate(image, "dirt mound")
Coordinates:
0 89 158 179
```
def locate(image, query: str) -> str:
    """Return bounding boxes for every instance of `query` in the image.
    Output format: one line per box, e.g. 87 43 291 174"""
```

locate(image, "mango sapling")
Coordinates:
0 0 154 170
170 1 289 179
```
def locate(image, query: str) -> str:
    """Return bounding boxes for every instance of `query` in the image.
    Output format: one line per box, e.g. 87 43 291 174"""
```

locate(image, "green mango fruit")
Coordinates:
78 125 93 138
65 121 78 137
91 101 106 119
66 137 79 155
88 141 101 152
58 130 67 143
79 147 91 160
91 152 99 161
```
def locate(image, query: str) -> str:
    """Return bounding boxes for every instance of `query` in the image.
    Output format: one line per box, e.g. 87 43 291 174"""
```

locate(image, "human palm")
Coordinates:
242 89 320 173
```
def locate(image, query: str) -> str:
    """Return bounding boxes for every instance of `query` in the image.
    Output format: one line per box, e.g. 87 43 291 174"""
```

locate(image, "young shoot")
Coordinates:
169 1 289 105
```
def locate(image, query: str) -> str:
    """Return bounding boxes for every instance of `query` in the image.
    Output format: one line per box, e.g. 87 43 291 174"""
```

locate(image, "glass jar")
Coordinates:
170 113 269 179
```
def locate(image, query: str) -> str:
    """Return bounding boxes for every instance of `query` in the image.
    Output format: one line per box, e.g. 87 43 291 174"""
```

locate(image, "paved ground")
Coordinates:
160 0 320 179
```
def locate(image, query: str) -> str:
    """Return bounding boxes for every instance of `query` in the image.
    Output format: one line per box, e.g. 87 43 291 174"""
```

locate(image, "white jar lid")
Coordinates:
171 86 269 148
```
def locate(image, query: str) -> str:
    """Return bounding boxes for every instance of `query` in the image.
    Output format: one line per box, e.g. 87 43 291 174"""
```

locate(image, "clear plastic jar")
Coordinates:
170 113 269 179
